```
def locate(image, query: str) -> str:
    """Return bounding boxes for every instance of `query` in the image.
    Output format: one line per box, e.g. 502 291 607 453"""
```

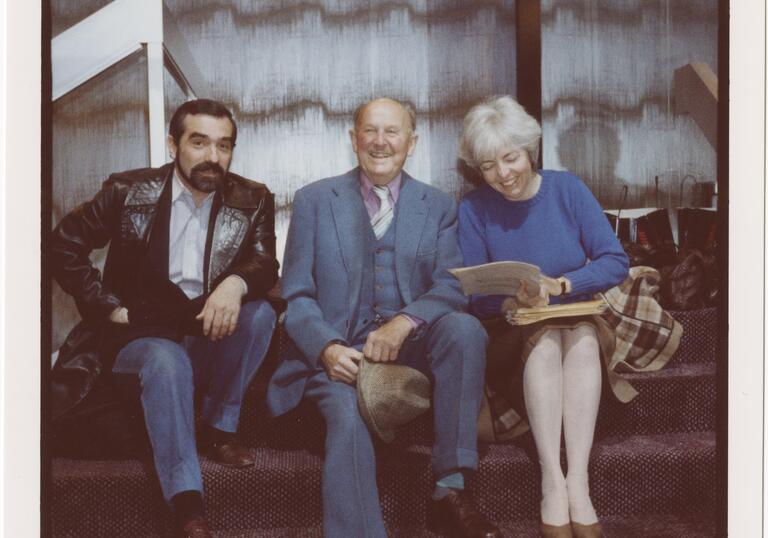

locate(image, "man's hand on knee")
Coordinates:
109 306 130 325
196 275 247 341
321 343 363 384
363 315 412 363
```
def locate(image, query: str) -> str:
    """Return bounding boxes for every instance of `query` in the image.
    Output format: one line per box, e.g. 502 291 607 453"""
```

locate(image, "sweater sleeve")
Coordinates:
458 197 506 318
561 178 629 295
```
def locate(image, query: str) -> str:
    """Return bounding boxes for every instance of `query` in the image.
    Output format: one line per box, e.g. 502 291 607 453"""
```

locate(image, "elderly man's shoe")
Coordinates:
200 424 255 467
426 489 503 537
206 439 255 467
177 516 212 538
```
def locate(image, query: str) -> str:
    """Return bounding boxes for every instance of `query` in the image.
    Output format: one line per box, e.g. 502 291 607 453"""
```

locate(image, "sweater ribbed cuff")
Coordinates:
562 270 594 297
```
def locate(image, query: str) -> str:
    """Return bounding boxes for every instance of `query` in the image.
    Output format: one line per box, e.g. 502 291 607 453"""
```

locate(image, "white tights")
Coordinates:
523 325 601 526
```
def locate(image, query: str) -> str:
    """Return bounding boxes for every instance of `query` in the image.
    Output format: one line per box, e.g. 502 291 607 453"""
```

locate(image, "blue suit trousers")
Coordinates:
305 311 487 538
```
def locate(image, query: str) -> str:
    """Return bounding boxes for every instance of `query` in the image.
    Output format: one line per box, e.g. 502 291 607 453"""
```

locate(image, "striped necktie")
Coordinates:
371 185 394 240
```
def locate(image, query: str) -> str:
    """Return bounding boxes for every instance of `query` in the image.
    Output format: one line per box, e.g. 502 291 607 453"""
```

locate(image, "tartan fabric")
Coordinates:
601 266 683 373
479 385 529 441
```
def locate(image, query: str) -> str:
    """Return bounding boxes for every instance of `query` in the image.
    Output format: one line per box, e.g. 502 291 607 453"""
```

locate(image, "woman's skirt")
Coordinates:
476 267 683 443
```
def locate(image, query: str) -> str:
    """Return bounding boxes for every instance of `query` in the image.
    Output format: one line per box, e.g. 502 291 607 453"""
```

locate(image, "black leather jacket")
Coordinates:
51 163 279 421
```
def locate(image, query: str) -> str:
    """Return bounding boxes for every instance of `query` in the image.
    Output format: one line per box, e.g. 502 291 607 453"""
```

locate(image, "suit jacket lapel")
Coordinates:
122 169 170 243
146 180 173 278
330 170 368 319
394 173 428 304
207 197 251 293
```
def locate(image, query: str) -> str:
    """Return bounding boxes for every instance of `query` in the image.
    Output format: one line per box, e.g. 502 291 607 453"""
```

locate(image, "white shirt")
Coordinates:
168 173 215 299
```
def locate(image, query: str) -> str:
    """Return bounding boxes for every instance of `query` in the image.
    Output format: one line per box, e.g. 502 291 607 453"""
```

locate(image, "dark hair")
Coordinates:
168 99 237 145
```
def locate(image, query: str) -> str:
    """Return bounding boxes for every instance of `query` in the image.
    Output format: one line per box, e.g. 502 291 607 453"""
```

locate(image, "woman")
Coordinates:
457 96 629 538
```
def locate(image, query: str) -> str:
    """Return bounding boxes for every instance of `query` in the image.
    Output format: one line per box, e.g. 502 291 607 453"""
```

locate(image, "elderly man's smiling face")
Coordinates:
350 99 418 186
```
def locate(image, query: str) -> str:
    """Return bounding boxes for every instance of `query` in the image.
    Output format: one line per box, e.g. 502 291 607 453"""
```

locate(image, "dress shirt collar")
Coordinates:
359 170 402 205
171 170 215 208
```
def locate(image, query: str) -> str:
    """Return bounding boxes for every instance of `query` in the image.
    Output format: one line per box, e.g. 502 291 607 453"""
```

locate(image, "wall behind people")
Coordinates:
540 0 718 211
50 0 518 351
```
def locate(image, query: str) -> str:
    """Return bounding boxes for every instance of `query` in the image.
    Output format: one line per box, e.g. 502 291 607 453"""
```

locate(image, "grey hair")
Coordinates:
352 97 417 132
459 95 542 168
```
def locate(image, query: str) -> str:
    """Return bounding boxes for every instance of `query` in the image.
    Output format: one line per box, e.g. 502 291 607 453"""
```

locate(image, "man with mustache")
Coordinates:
51 99 279 537
268 97 502 537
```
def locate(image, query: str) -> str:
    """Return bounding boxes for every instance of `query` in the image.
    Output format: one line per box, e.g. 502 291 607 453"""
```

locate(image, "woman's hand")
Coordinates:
515 280 549 307
501 297 519 313
503 276 569 312
540 275 563 297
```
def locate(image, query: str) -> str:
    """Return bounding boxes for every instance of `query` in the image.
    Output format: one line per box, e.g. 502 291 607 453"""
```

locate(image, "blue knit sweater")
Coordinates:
458 169 629 318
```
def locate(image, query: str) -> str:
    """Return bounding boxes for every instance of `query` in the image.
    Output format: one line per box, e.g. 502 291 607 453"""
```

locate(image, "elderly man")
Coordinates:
51 99 279 538
267 98 501 537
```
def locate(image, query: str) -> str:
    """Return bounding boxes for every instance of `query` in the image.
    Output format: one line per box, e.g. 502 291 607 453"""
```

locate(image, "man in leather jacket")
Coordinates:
51 99 279 538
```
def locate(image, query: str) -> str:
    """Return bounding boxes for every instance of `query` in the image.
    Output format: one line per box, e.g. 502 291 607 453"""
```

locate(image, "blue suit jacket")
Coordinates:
266 168 468 416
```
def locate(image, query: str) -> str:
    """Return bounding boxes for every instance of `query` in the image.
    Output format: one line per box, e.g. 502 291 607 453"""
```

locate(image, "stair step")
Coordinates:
238 362 716 449
471 431 715 521
597 362 715 437
215 511 716 537
668 307 718 365
51 431 715 536
51 308 719 537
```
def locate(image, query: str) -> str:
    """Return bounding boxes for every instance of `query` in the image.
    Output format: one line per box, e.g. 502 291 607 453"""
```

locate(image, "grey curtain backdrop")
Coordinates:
50 0 518 350
541 0 718 211
50 1 719 352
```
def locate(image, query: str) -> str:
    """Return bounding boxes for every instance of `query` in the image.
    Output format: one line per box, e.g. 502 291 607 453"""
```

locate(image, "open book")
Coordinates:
448 261 542 296
448 261 607 325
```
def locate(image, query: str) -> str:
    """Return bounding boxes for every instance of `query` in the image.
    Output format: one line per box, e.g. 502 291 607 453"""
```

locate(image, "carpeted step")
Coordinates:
596 362 715 438
238 362 716 449
51 431 715 537
51 308 718 537
51 510 717 538
668 307 718 365
214 511 716 537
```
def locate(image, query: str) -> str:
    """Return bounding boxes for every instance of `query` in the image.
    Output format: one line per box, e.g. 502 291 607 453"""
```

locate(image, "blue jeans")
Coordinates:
305 311 487 538
112 299 276 501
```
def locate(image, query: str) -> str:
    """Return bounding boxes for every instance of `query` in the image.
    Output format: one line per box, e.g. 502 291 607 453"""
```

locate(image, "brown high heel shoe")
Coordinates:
540 521 573 538
571 521 603 538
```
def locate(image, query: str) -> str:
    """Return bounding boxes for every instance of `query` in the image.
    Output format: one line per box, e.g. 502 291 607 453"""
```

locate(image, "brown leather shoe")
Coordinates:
426 490 503 537
540 521 573 537
571 521 603 538
177 516 212 538
206 439 255 467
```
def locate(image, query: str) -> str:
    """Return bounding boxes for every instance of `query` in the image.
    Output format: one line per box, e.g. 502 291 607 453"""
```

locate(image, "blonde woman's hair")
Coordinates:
459 95 542 169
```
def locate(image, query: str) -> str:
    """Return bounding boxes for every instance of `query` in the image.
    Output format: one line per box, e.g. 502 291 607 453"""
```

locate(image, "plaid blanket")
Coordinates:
479 266 683 442
602 266 683 372
598 266 683 404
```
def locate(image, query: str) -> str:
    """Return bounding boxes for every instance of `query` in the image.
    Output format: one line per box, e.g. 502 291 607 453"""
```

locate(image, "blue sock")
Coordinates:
433 472 465 500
